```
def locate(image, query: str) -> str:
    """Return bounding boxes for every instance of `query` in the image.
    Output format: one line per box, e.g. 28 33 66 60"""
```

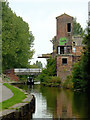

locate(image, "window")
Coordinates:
57 46 64 55
73 47 76 53
57 47 60 55
62 58 67 65
67 48 70 54
60 46 64 54
64 47 67 53
67 23 71 32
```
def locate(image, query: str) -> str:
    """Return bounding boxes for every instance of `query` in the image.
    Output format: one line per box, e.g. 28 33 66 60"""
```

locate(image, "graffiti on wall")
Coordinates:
59 37 67 45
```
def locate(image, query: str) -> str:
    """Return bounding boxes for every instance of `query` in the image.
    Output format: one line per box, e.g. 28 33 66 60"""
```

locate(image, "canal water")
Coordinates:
16 83 89 119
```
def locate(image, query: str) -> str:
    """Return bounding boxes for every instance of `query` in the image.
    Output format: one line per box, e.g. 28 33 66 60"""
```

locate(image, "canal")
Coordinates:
15 82 89 119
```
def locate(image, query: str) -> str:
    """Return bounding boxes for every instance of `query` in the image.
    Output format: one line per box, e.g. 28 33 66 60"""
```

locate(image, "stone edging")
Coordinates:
0 84 35 120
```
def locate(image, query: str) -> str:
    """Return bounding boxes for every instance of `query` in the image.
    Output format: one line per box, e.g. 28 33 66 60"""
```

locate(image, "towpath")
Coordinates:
0 77 13 102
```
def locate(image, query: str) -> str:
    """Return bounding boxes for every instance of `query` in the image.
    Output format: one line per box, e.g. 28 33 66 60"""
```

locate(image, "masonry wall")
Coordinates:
72 46 83 56
57 55 72 82
56 14 73 46
55 14 83 81
4 69 19 81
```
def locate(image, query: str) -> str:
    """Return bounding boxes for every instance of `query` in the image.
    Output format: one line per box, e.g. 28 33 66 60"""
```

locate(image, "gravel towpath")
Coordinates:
0 78 13 102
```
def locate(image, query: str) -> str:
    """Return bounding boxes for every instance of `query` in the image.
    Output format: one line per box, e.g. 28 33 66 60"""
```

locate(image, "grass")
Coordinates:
0 83 26 110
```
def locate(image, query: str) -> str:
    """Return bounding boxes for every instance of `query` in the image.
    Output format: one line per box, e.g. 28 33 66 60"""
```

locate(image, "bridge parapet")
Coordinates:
14 68 42 75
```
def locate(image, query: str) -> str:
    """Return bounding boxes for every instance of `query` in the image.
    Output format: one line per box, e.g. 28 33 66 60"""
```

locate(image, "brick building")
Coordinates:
38 13 83 81
55 13 83 81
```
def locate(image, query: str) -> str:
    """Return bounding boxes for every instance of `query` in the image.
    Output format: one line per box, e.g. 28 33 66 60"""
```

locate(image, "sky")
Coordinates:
8 0 89 67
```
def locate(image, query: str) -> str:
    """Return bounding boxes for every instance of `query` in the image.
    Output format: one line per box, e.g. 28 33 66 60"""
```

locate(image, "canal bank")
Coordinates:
0 80 35 120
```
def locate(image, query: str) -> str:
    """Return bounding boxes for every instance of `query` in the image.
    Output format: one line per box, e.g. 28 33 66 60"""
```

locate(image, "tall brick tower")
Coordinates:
38 13 83 81
56 13 73 46
56 13 73 81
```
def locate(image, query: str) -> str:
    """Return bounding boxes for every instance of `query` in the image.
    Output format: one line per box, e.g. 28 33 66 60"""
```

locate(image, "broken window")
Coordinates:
57 46 60 55
57 46 64 55
67 47 70 54
73 47 76 53
64 47 67 54
60 46 64 54
62 58 67 65
67 23 71 32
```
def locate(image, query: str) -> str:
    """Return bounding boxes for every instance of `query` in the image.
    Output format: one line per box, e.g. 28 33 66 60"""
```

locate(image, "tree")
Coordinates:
46 58 56 76
73 17 84 36
39 57 57 82
81 21 90 92
2 1 34 71
0 1 2 74
72 62 87 91
72 22 90 92
29 61 43 68
35 61 43 68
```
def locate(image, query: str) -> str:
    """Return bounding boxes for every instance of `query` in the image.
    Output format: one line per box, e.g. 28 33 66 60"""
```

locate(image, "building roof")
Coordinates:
56 13 73 19
72 35 83 46
38 53 52 58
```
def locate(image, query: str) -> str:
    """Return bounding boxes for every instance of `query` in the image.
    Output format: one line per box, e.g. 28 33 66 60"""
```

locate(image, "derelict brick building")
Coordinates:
56 13 83 81
38 13 83 81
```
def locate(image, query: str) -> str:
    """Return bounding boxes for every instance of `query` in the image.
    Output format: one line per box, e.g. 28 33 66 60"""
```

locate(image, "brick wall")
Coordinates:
4 69 19 81
56 14 73 46
72 46 83 56
57 55 72 81
54 13 84 81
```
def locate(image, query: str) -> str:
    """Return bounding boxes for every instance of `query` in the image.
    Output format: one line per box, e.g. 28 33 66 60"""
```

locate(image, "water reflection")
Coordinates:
16 84 88 119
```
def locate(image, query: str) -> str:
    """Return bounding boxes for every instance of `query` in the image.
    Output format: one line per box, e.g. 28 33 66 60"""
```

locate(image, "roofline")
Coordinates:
56 13 73 19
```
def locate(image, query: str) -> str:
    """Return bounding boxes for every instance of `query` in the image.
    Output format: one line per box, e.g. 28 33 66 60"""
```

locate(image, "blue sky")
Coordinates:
8 0 89 67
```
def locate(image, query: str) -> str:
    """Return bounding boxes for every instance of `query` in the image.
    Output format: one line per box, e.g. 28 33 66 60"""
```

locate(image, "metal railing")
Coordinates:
14 68 42 75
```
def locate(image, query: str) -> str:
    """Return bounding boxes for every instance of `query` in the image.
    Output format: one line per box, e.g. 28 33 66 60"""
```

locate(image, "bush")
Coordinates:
41 76 61 87
72 62 87 91
62 75 73 89
2 74 11 82
51 76 61 84
18 75 27 81
38 58 61 87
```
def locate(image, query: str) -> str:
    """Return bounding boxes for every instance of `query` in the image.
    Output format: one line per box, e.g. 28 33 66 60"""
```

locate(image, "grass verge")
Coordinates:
0 83 26 110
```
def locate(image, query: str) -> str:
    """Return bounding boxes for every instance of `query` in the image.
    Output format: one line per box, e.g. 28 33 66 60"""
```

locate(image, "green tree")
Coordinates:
72 22 90 92
35 60 43 68
81 22 90 92
39 57 57 82
46 58 56 76
29 61 43 68
0 1 2 74
2 1 34 71
73 18 84 36
72 62 87 91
